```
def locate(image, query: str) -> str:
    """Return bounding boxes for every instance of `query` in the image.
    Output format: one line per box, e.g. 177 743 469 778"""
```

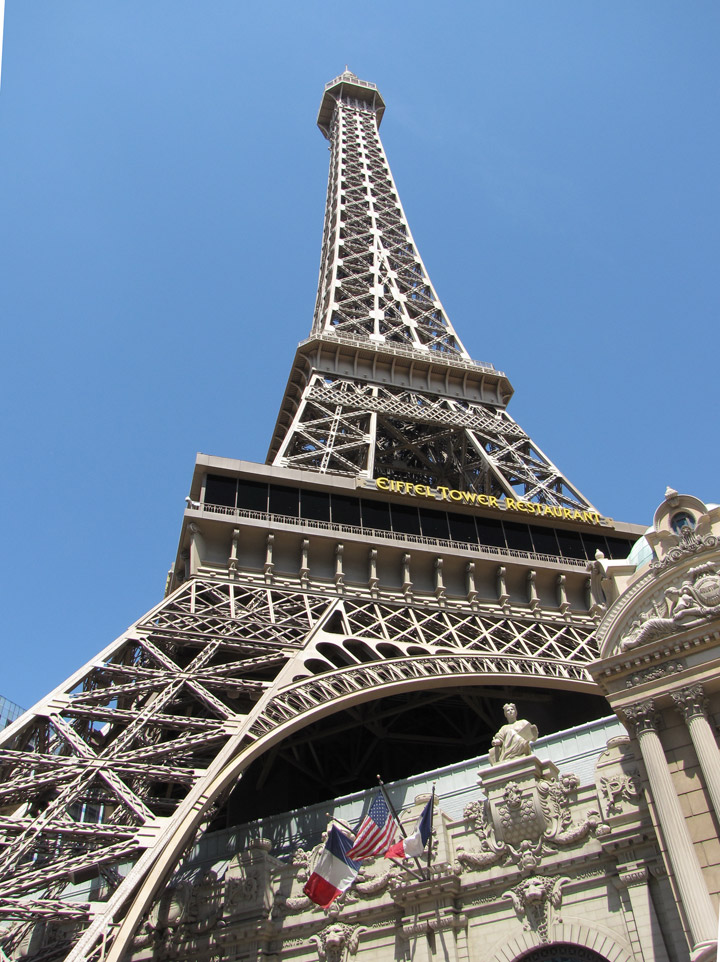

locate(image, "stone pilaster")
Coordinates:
615 864 671 962
670 684 720 827
622 698 716 948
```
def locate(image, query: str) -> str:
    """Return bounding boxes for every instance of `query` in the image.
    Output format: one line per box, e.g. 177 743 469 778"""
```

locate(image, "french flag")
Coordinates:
385 798 433 859
303 827 362 908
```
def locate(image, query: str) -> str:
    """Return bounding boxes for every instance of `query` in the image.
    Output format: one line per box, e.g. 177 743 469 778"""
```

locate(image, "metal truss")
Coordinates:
274 374 595 509
0 72 605 960
0 575 598 960
312 73 466 356
272 72 595 511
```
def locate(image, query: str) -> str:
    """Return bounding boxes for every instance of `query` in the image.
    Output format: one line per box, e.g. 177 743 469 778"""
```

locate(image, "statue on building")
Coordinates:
490 703 538 765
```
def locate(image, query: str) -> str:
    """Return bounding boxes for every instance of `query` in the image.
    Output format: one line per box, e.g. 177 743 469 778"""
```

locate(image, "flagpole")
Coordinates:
376 774 428 880
425 784 435 876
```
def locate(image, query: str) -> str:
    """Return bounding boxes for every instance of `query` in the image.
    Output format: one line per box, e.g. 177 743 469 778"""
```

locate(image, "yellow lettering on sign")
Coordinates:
374 475 608 526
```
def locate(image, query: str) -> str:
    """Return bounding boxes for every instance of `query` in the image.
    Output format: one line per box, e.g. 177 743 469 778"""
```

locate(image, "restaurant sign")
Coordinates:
373 477 607 527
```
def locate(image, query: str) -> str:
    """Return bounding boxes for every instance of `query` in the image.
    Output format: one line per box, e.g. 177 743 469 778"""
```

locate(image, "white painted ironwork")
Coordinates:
270 71 596 511
0 72 609 960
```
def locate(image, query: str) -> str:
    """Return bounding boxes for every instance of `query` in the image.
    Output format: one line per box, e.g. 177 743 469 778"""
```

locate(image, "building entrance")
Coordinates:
518 946 610 962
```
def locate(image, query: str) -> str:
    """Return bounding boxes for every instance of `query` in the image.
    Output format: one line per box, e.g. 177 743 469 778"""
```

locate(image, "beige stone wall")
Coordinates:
125 753 679 962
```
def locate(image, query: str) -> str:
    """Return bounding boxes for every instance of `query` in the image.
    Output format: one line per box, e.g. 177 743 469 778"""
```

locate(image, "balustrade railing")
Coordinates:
189 501 589 568
298 332 501 376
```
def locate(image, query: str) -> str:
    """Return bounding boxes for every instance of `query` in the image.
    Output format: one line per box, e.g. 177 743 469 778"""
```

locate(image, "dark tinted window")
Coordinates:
557 529 586 559
448 512 479 544
301 489 331 521
504 521 533 552
236 480 267 511
391 504 421 534
581 533 608 559
269 485 299 517
476 517 504 547
606 537 634 560
419 508 450 540
332 495 362 527
361 499 390 530
205 474 237 507
529 525 559 556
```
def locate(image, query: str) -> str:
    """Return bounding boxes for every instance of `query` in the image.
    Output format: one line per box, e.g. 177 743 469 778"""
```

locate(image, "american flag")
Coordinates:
347 791 398 860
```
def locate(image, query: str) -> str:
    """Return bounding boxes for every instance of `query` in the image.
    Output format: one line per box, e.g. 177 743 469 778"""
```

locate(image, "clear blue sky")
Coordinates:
1 2 718 710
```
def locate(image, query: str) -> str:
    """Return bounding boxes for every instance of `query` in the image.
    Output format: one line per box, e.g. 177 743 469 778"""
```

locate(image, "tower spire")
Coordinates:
269 74 594 512
313 72 466 355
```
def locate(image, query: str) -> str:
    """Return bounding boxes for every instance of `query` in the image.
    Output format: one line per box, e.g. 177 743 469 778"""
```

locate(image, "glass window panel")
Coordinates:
301 489 331 521
269 485 299 517
475 517 504 547
360 498 391 530
205 474 237 508
556 529 586 559
529 525 559 556
419 508 450 540
448 512 479 544
391 504 421 534
503 521 533 552
332 495 362 527
236 480 268 512
606 537 634 560
581 533 609 559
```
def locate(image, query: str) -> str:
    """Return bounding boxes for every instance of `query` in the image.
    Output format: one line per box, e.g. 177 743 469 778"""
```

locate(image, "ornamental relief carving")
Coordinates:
599 771 642 815
650 527 718 572
620 561 720 651
625 660 686 688
456 772 608 877
311 922 364 962
503 875 569 943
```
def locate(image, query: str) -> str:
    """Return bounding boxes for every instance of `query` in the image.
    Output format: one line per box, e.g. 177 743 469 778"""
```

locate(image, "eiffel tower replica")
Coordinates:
0 71 643 962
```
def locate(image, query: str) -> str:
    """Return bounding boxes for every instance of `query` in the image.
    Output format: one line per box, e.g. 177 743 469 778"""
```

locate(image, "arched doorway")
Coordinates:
517 946 610 962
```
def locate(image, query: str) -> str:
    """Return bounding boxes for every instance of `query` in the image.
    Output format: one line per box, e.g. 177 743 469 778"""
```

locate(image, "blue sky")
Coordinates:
1 2 718 709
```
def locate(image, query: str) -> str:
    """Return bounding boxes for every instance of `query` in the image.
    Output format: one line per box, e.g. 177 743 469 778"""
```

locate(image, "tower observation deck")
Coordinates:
0 73 644 962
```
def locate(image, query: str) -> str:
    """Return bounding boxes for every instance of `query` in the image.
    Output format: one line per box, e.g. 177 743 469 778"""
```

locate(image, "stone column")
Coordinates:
622 698 716 947
671 684 720 825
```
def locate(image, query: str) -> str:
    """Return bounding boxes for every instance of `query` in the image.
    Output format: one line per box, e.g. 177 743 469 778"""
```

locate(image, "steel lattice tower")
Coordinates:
0 72 642 962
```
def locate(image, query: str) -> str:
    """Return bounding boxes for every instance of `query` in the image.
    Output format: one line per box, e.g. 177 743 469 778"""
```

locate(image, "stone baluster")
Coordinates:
622 698 716 948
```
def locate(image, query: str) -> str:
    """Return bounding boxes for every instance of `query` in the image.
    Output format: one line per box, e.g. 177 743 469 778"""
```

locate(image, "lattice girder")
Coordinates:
0 571 601 959
310 76 467 357
269 72 595 511
275 370 595 509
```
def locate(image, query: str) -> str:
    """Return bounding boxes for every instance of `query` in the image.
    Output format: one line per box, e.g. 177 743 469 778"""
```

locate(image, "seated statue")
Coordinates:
490 703 538 765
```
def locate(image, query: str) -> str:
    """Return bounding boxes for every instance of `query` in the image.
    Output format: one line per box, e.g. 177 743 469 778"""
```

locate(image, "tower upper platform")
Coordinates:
317 69 386 137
